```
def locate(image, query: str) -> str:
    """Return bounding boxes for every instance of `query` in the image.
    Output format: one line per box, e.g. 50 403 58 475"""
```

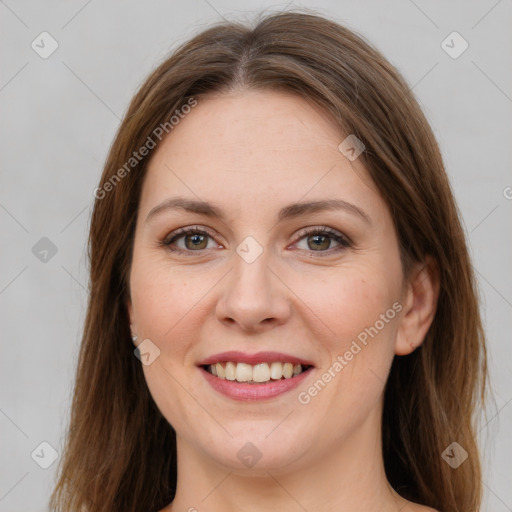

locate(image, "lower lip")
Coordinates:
200 366 314 401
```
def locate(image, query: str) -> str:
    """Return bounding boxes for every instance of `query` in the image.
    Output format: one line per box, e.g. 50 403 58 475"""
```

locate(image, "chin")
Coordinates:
197 425 313 473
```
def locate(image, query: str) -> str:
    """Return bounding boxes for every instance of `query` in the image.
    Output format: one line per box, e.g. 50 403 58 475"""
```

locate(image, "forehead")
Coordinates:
140 89 381 221
158 89 344 159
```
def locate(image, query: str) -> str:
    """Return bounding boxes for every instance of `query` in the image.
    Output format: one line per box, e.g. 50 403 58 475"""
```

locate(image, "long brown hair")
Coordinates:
49 10 489 512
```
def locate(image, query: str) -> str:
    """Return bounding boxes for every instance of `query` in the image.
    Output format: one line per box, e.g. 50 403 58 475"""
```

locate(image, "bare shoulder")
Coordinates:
398 498 439 512
407 503 439 512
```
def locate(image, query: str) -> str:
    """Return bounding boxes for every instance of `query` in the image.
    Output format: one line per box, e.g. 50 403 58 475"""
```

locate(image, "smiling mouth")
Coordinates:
203 361 313 384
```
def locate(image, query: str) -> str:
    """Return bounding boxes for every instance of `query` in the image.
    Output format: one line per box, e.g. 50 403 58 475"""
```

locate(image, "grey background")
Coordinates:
1 0 511 510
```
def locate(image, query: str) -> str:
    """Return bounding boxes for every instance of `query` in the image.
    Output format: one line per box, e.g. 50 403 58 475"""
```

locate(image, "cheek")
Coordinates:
130 262 205 430
129 266 197 380
331 272 400 371
294 265 399 346
294 269 400 409
130 256 194 338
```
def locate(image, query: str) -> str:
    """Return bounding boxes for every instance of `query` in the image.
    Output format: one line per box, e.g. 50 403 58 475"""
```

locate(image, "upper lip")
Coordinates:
196 351 315 367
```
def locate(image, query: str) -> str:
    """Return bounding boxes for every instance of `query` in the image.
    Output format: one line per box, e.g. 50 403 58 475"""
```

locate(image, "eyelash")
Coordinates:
161 225 351 258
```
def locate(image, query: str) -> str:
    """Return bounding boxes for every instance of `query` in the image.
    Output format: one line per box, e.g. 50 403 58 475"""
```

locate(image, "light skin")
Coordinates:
127 89 440 512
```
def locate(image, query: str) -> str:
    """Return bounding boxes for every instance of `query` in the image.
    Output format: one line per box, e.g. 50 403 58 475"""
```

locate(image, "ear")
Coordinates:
126 297 138 346
395 257 440 356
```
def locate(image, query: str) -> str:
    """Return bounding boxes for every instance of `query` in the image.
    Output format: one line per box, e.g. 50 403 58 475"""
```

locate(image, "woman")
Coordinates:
50 10 488 512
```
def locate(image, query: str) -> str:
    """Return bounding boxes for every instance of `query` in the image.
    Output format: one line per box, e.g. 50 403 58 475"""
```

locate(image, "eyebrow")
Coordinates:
145 196 371 225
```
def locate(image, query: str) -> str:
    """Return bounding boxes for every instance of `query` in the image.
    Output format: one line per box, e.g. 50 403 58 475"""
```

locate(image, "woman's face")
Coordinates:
128 89 416 473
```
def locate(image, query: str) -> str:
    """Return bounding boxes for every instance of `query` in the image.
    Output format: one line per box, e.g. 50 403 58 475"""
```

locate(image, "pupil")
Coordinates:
310 235 329 250
188 234 205 249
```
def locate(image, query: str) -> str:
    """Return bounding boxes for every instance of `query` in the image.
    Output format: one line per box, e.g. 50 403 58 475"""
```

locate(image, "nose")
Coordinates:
215 249 292 333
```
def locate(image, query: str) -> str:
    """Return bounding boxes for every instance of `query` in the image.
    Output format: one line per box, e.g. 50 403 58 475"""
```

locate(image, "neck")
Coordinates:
166 400 405 512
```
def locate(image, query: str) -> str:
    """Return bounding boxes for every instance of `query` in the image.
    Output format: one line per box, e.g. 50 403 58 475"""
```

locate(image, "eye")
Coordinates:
293 226 351 257
161 225 351 256
161 226 219 253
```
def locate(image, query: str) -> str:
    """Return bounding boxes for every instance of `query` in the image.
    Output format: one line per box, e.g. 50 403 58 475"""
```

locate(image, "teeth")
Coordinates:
253 363 270 382
225 361 236 381
207 361 306 383
270 361 282 379
235 363 252 382
215 362 225 379
283 362 293 379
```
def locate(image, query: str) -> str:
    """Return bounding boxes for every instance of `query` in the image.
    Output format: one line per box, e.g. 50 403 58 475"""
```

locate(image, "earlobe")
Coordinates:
395 258 439 356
